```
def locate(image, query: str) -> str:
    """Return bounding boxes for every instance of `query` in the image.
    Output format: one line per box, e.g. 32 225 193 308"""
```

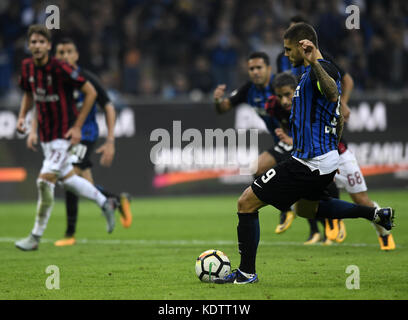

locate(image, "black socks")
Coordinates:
65 190 79 237
237 212 260 274
317 199 375 221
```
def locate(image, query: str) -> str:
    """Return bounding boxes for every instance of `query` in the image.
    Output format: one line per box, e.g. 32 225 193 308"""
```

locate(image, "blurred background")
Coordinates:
1 0 408 200
1 0 408 104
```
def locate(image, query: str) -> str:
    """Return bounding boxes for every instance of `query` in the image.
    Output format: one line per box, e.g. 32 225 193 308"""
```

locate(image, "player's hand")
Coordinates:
64 126 81 145
213 84 226 103
96 140 115 167
26 131 38 151
16 117 26 134
275 128 293 145
299 39 318 65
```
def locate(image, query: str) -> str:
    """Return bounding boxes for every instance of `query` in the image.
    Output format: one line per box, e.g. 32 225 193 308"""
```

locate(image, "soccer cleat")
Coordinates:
304 232 321 245
325 219 339 241
335 220 347 243
373 207 395 231
15 234 39 251
118 193 133 228
214 269 258 284
54 236 76 247
378 234 396 251
275 211 295 234
102 198 116 233
322 238 333 246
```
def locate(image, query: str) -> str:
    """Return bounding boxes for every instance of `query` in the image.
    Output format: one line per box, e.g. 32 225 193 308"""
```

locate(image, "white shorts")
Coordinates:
334 149 367 194
40 139 78 178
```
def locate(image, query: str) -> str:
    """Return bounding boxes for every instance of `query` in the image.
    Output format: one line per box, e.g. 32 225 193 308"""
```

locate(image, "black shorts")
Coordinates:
251 157 336 211
267 141 293 164
72 140 96 170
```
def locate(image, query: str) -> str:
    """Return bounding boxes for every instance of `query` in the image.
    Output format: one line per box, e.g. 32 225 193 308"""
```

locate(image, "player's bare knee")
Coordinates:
238 187 261 213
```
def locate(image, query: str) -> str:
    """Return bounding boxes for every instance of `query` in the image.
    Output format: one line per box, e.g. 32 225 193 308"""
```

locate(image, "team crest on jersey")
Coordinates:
294 85 300 98
71 69 79 80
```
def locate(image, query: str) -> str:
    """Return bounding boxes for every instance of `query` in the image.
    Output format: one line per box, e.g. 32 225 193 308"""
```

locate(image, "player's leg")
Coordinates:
216 160 301 284
304 219 321 244
54 166 84 246
337 149 395 250
15 172 58 251
315 198 394 231
257 149 295 234
95 185 133 228
214 186 266 284
15 140 62 250
323 182 344 243
61 169 116 233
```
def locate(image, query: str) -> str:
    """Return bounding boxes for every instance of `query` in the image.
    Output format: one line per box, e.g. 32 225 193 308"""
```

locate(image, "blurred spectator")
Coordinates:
0 34 14 97
1 0 408 101
122 47 141 94
205 18 240 89
189 55 214 94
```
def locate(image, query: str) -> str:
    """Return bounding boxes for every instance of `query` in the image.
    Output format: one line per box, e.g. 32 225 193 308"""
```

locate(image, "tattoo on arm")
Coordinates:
336 106 344 144
311 62 339 101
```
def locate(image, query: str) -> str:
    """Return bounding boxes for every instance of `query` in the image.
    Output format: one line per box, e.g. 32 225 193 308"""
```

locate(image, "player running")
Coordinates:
213 52 295 234
15 25 116 251
27 38 133 246
215 23 395 284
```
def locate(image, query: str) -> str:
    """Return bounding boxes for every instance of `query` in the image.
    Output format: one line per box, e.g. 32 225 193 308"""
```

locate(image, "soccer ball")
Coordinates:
195 249 231 282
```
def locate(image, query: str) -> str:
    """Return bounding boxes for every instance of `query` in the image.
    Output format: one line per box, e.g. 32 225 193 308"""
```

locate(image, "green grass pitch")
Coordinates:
0 190 407 300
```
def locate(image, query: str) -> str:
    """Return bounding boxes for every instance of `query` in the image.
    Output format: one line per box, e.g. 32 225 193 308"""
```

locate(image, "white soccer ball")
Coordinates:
195 249 231 282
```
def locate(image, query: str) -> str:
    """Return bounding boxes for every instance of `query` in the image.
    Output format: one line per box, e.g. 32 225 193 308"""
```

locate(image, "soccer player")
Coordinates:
15 25 116 251
213 52 295 234
215 23 395 284
277 16 395 250
27 38 133 246
270 72 396 251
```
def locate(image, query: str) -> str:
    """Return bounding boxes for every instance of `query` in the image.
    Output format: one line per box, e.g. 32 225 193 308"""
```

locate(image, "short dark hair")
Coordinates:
56 37 77 49
290 15 309 25
283 22 318 48
247 52 270 66
273 72 298 90
27 24 52 42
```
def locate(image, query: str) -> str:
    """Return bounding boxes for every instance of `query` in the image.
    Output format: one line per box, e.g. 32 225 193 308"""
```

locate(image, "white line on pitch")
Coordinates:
0 237 392 248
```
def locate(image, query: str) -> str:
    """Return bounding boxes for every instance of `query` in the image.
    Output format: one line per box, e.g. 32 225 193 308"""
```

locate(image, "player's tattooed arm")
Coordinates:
311 62 339 102
336 101 344 144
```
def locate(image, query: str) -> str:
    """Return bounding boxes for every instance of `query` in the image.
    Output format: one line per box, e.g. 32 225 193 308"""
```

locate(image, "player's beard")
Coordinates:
33 51 48 64
292 58 303 68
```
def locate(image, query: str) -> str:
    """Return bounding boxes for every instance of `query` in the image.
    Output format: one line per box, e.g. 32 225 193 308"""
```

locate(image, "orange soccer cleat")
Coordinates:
54 236 76 247
119 193 133 228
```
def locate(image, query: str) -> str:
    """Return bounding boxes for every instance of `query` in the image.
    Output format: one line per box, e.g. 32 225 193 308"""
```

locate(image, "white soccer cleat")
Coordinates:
15 234 39 251
102 198 116 233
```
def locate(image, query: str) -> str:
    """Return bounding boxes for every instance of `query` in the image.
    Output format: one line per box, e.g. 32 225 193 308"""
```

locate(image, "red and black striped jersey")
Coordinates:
19 56 86 142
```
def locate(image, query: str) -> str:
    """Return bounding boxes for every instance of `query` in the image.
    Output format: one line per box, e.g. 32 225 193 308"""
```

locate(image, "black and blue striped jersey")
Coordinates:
291 59 342 159
74 67 111 142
